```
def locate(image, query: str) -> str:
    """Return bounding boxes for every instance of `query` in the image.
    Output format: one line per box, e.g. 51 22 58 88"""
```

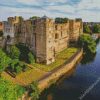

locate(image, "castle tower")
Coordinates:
69 19 83 43
35 16 55 64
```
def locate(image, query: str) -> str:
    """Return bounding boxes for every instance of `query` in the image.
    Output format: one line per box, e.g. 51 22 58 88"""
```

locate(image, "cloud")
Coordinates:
0 0 100 21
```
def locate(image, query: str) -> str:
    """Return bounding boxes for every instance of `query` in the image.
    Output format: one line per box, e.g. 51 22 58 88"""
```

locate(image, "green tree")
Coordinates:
0 31 3 37
92 24 100 33
30 16 40 20
55 17 69 23
83 25 91 33
10 59 24 74
10 59 19 72
79 34 96 53
10 46 20 59
15 65 23 74
28 52 35 64
29 81 40 100
0 49 11 73
0 78 25 100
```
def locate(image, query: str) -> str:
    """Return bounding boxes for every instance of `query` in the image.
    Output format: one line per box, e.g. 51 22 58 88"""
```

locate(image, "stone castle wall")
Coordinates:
2 16 83 65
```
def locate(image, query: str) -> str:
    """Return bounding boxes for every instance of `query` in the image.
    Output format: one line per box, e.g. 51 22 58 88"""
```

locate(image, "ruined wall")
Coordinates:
54 22 69 53
69 19 83 42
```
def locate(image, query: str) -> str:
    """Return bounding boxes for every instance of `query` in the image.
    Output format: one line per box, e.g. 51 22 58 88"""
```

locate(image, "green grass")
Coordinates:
32 47 78 72
2 67 46 86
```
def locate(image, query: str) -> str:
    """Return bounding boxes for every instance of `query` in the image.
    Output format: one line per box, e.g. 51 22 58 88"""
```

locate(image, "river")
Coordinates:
39 39 100 100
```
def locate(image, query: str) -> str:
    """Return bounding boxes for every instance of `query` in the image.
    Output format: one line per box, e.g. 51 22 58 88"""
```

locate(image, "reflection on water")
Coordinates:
39 39 100 100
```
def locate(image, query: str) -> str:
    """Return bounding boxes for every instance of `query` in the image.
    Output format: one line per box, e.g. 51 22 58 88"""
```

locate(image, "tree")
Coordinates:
55 18 69 23
10 59 19 72
0 49 11 73
92 24 100 33
29 81 40 100
15 65 23 74
28 52 35 64
30 16 40 20
0 31 3 37
83 25 91 33
16 43 30 62
10 46 20 59
79 34 96 54
0 78 25 100
10 59 25 74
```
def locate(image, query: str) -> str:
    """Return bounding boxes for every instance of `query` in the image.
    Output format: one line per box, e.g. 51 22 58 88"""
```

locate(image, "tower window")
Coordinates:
61 32 62 37
55 33 59 39
55 25 57 30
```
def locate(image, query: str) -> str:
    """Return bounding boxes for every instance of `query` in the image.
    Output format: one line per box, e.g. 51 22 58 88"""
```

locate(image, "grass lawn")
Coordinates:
2 67 46 86
32 47 78 72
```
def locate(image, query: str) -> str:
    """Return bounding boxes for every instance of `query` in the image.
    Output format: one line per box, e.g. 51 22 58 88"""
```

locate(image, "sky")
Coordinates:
0 0 100 22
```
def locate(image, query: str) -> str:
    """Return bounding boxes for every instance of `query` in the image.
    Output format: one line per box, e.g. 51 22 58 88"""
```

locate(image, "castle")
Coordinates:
0 16 83 64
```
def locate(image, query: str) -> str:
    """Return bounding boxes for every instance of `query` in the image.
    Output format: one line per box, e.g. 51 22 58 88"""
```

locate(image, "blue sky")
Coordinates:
0 0 100 22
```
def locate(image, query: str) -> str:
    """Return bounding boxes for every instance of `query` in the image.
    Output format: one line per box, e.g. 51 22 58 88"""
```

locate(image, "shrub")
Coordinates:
0 31 3 37
0 78 26 100
29 81 40 100
16 43 30 62
0 49 11 73
28 52 35 64
83 25 91 33
10 46 20 59
55 18 69 23
79 34 96 53
9 59 25 74
15 65 23 74
92 24 100 33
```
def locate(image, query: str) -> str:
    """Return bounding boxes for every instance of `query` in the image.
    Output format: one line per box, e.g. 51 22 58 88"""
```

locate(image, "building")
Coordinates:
1 16 83 65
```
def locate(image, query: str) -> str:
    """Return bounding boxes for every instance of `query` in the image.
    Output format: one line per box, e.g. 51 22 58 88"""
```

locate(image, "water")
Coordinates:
39 40 100 100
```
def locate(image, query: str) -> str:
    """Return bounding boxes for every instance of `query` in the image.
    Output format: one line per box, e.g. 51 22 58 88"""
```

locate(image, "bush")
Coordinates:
83 25 91 33
16 43 30 63
92 24 100 33
79 34 96 53
9 46 20 59
29 81 40 100
55 18 69 23
0 78 26 100
15 65 23 74
9 59 26 74
28 52 35 64
0 31 3 37
0 49 11 73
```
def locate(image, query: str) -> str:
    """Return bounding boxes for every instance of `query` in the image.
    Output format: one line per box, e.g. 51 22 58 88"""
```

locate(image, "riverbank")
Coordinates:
39 39 100 100
38 49 83 91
